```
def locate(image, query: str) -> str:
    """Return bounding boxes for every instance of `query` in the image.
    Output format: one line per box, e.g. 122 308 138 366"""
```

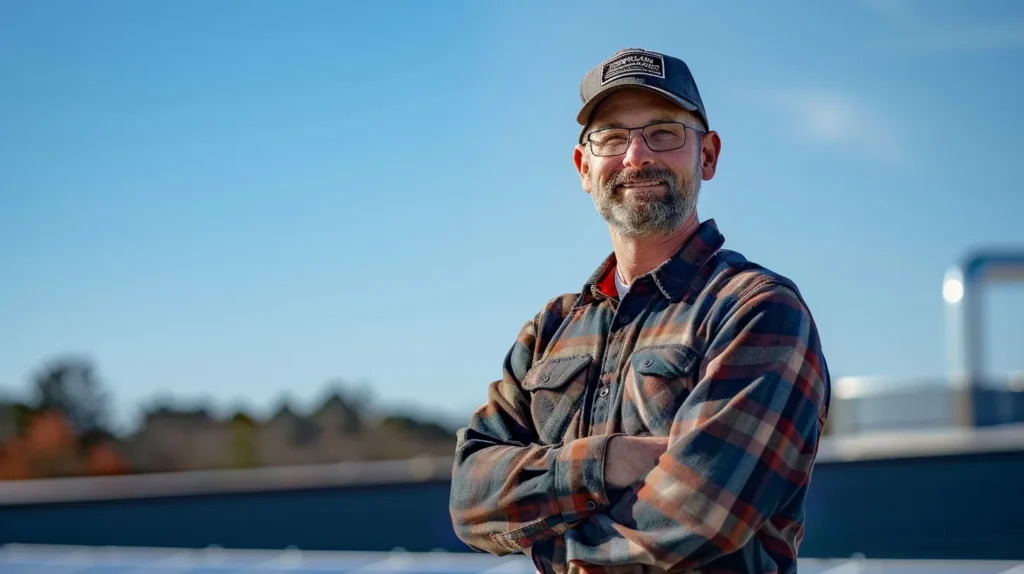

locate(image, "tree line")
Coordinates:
0 355 458 480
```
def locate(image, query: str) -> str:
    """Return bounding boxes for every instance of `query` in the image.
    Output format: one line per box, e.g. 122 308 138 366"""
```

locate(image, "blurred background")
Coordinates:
1 0 1023 566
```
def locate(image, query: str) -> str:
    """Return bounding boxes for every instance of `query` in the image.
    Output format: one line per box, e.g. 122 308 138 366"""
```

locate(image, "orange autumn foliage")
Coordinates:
0 409 129 480
25 410 76 456
0 438 33 480
86 443 128 476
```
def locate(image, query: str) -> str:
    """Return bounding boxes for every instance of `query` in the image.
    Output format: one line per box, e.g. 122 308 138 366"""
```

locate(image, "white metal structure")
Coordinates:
944 250 1024 425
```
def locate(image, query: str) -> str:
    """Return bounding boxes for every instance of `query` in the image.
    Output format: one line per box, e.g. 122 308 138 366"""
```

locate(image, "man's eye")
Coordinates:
650 129 684 141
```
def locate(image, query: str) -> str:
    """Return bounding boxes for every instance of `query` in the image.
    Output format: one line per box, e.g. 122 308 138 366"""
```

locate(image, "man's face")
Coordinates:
574 89 710 238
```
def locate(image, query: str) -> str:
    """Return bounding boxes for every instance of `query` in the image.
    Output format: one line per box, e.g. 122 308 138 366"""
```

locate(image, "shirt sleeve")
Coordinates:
563 281 831 570
449 313 618 556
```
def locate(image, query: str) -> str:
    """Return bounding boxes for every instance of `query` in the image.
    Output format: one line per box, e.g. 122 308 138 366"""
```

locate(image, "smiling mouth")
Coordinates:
617 180 665 189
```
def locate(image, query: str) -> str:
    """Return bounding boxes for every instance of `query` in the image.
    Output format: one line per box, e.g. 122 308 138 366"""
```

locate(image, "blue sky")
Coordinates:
1 0 1022 431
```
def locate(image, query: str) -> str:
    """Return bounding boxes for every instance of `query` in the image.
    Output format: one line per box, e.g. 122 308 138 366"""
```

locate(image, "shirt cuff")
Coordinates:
554 433 620 522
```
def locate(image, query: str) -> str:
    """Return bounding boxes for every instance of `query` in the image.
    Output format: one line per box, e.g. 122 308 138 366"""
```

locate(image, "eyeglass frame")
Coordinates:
582 121 706 157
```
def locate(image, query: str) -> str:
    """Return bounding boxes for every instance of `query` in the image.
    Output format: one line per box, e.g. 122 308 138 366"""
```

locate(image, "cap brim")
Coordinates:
576 84 703 143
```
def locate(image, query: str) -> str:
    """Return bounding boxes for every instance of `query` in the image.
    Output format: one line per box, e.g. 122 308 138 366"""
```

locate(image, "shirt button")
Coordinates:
585 500 597 511
619 315 630 324
598 386 610 397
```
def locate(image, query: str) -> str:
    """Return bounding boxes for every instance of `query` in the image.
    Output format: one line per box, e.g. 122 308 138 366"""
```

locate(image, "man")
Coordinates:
449 48 830 574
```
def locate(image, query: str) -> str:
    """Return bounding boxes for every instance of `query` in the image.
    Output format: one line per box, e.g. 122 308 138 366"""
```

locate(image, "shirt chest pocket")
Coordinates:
521 354 593 444
622 344 701 436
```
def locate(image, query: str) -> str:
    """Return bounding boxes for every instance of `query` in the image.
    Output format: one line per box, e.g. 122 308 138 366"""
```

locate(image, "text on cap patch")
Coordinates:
601 50 666 84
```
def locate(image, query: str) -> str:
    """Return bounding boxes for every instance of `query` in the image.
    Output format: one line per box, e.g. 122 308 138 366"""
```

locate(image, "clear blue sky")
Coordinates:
2 1 1022 432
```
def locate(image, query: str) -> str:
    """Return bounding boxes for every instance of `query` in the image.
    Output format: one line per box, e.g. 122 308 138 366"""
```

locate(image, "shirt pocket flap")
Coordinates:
631 344 700 378
521 355 593 391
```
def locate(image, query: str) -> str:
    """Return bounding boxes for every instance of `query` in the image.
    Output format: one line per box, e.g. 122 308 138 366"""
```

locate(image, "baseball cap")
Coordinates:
577 48 708 142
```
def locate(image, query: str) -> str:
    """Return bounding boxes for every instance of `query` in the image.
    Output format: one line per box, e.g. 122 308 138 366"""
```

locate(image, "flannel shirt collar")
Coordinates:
580 219 726 305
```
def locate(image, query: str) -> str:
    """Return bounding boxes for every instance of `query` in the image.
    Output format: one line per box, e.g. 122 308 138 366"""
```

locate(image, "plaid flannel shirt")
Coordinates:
449 219 831 574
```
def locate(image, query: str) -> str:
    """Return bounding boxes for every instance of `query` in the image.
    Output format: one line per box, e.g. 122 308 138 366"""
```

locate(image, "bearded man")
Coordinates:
449 48 831 574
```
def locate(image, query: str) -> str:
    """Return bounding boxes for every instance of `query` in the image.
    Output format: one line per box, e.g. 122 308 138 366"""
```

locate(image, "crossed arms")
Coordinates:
448 281 830 571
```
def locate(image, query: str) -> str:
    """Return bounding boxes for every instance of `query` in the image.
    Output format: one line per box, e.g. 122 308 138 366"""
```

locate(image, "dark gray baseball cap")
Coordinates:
577 48 708 142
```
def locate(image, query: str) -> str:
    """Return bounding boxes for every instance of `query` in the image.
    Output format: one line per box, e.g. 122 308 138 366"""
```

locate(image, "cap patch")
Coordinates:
601 51 665 84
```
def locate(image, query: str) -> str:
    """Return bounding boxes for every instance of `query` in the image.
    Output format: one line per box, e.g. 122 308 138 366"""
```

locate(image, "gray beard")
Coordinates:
590 163 701 237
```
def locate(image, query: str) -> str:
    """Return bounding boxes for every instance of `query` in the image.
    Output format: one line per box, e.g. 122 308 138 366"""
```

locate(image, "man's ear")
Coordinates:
700 130 722 181
573 144 593 193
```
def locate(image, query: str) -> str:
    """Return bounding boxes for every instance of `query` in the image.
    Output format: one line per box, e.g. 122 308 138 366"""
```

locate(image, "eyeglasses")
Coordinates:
584 121 704 157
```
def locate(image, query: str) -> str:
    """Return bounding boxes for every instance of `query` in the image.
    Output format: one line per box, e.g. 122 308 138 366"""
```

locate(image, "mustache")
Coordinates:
606 167 677 188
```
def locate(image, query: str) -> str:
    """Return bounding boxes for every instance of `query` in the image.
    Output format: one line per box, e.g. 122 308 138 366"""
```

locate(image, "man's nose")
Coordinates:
622 130 656 169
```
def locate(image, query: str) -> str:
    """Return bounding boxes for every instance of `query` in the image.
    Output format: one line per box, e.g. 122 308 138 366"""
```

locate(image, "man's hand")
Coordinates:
604 435 669 490
522 436 667 572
